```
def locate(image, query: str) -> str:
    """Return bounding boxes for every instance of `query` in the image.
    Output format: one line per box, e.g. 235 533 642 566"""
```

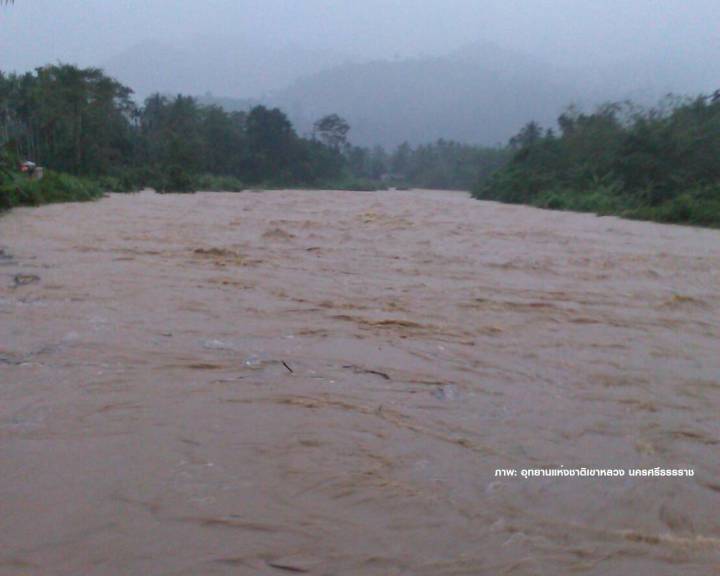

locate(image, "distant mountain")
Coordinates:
195 94 259 113
265 42 583 147
106 38 719 148
260 43 720 148
102 36 349 101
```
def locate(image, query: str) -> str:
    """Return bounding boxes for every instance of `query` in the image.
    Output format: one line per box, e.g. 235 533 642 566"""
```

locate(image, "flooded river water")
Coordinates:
1 189 719 575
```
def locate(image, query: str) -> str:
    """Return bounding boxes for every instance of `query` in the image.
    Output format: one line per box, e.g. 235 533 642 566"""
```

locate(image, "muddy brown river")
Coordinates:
1 189 719 575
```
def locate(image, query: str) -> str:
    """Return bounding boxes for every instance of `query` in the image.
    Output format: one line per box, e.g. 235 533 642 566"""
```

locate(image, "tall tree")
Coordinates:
313 114 350 152
245 106 297 182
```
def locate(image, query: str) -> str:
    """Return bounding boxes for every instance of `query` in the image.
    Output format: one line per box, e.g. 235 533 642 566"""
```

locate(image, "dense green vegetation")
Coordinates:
344 140 509 190
3 61 719 228
0 65 347 199
475 93 720 226
0 170 103 211
1 63 507 210
388 140 509 190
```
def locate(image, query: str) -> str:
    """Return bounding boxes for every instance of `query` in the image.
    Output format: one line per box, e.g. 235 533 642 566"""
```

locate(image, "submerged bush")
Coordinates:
195 174 245 192
321 177 388 191
94 172 143 193
145 166 196 194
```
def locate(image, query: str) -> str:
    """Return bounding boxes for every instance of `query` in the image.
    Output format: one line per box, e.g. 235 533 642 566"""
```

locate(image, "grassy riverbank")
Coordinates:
0 171 103 212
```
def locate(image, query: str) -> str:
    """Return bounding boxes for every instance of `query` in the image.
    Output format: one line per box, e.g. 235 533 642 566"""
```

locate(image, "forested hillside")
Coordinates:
1 64 508 209
0 65 349 207
271 43 577 148
3 63 719 228
475 93 720 226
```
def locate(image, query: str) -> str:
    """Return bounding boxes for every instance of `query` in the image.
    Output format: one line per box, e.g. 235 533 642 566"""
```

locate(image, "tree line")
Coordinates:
475 93 720 226
0 65 349 193
1 64 508 199
4 62 720 228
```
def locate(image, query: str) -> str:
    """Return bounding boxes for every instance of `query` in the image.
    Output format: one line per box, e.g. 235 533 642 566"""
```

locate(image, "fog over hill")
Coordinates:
4 0 717 148
195 41 720 148
102 36 350 100
269 43 580 147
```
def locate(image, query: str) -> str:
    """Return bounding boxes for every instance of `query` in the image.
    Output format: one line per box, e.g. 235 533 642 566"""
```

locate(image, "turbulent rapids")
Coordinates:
1 189 719 575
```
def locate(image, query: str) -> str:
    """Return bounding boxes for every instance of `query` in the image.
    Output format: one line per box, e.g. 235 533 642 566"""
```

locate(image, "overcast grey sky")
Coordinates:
1 0 718 85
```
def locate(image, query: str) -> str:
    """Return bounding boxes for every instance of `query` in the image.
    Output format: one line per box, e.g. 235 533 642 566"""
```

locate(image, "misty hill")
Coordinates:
105 38 719 149
102 36 349 100
264 43 583 147
269 43 719 148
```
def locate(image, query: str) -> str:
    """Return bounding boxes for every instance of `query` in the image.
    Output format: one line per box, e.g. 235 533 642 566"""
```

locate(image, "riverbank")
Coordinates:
0 171 103 212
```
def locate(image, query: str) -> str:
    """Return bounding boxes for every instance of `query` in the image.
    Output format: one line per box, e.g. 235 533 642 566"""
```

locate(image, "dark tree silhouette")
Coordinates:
313 114 350 152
